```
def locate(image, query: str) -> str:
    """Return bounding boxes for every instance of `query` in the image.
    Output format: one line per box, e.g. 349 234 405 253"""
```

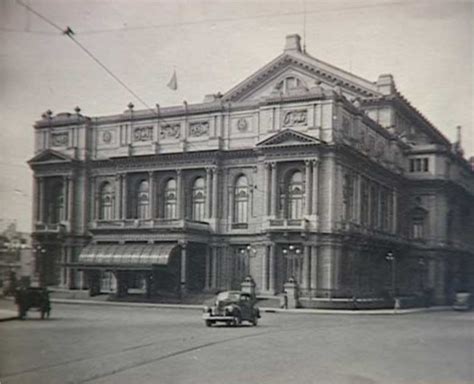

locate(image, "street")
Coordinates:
0 301 472 384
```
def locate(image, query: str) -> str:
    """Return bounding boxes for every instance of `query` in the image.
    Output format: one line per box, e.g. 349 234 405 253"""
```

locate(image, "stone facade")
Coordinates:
28 34 474 307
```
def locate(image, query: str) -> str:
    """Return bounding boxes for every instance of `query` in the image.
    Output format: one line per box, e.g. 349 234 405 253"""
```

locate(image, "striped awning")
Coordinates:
78 243 178 267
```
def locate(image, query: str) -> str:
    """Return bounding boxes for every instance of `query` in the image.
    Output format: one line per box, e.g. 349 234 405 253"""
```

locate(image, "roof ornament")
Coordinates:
127 102 134 111
452 125 464 156
352 97 361 108
74 106 81 114
42 109 53 119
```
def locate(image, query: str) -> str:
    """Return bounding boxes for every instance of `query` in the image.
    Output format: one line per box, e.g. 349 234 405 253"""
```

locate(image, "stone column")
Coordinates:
211 168 218 218
269 244 276 293
312 159 319 216
211 246 218 289
91 177 98 221
63 176 69 221
176 170 183 219
227 182 234 224
205 246 211 290
148 171 155 219
180 242 187 294
302 245 310 291
270 162 277 217
67 176 74 225
205 168 212 219
310 245 318 292
305 160 312 216
121 174 128 219
115 175 121 220
38 177 45 222
263 163 270 216
262 245 269 291
32 176 39 223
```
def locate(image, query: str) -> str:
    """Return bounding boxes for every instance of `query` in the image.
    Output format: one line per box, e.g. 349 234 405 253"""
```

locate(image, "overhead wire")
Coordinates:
15 0 157 115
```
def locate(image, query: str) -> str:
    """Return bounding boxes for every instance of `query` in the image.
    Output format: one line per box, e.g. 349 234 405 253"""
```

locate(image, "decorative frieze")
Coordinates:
159 124 180 139
283 109 307 127
52 132 69 147
133 126 153 142
189 121 209 137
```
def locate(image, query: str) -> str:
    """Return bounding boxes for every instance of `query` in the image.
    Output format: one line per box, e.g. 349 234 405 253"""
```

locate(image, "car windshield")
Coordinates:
216 292 240 302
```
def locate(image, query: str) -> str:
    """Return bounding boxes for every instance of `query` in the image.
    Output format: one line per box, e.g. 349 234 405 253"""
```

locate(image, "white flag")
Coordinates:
167 70 177 91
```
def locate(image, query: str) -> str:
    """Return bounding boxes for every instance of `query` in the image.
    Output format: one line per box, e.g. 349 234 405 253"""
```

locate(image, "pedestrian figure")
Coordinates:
280 291 288 309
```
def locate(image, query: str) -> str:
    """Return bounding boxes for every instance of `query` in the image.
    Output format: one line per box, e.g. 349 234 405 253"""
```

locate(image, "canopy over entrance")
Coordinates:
78 243 178 270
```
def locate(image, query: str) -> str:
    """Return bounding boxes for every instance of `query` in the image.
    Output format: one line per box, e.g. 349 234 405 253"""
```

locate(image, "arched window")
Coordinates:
164 179 177 219
287 171 304 219
234 175 249 224
192 177 205 221
48 181 64 224
99 182 114 220
136 180 149 219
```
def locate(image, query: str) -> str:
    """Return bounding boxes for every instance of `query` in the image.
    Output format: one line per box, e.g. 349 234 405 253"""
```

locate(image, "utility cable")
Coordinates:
15 0 157 114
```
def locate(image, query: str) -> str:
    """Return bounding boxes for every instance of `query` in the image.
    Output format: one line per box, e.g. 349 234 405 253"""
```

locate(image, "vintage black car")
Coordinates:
15 287 51 320
203 291 260 327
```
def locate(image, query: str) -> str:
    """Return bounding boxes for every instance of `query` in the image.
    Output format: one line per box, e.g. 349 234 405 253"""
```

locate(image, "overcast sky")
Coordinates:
0 0 472 232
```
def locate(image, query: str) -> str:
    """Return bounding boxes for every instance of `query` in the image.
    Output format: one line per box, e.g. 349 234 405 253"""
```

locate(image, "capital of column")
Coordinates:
178 240 187 249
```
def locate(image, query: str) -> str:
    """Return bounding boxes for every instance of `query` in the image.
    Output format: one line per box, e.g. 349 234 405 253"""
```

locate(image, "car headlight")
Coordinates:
203 306 210 313
224 305 234 315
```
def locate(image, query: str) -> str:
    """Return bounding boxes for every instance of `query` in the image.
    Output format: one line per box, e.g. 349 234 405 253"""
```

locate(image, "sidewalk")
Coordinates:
0 308 18 322
49 297 451 315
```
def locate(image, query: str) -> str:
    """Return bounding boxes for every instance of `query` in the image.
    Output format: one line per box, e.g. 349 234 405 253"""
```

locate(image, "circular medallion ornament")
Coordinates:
102 131 112 143
237 118 248 132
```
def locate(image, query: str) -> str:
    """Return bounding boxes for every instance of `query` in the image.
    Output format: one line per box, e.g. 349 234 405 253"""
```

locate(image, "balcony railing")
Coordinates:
34 222 68 234
264 218 308 231
90 218 210 232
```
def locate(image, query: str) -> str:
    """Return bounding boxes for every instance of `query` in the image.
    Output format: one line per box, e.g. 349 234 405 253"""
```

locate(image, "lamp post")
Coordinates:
385 251 396 298
239 245 257 280
282 245 303 283
33 245 46 287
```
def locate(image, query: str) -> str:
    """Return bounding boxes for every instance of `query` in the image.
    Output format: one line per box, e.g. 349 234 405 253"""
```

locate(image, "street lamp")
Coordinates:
282 245 303 283
385 251 396 298
33 245 46 287
239 245 257 280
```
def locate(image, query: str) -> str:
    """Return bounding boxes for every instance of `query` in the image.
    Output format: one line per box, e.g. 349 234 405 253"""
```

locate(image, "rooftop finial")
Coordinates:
284 34 302 53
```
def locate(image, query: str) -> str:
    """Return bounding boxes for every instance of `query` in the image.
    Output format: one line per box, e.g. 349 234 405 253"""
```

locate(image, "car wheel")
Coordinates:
251 317 258 326
205 320 213 327
233 315 242 326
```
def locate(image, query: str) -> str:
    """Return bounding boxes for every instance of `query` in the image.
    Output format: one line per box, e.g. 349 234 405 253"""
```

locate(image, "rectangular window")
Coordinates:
423 158 429 172
409 157 429 173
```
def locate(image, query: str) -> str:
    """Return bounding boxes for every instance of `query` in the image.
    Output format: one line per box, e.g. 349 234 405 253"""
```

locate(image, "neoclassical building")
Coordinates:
29 34 474 307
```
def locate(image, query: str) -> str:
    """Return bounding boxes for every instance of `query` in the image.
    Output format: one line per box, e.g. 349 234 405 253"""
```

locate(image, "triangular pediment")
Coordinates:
222 50 380 103
28 149 73 164
256 129 322 148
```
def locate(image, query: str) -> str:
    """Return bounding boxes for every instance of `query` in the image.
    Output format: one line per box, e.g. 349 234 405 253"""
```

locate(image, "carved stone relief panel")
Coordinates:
237 118 248 132
159 124 181 139
101 130 113 144
133 126 153 142
189 121 209 137
283 109 307 127
52 132 69 147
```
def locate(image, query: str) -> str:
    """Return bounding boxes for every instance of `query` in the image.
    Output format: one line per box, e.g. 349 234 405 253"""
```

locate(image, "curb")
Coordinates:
0 316 18 322
51 298 202 310
50 298 452 315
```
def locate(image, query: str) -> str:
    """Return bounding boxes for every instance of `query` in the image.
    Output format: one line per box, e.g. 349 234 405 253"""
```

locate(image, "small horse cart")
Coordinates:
15 287 51 320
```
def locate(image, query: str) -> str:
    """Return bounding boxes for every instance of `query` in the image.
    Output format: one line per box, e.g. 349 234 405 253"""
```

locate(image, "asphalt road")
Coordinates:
0 301 472 384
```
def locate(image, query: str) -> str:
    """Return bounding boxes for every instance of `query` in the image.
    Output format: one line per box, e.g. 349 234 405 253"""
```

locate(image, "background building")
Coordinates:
0 220 33 293
29 34 474 307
